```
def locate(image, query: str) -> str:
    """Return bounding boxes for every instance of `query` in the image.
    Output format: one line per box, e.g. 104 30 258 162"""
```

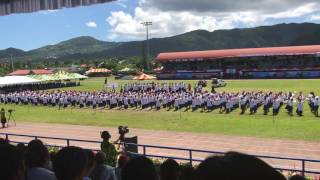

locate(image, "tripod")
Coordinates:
7 111 16 127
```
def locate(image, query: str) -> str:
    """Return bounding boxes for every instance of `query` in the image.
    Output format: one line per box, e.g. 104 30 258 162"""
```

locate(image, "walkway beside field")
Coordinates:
1 122 320 171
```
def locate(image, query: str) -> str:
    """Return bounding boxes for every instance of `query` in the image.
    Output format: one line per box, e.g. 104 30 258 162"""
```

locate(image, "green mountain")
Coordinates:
0 48 26 59
1 23 320 63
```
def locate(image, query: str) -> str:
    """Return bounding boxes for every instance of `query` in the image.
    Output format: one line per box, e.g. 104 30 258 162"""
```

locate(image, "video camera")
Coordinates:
8 109 14 113
118 126 129 136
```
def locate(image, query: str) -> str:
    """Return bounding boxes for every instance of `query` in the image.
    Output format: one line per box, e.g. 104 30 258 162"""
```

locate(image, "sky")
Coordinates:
0 0 320 51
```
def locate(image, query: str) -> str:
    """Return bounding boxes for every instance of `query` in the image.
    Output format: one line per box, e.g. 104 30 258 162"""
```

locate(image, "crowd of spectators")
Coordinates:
0 137 308 180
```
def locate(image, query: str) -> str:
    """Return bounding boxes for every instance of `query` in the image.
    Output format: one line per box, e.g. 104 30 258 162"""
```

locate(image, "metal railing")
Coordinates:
1 132 320 177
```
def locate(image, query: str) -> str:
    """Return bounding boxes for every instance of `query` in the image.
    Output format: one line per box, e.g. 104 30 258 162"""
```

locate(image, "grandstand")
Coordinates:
156 45 320 79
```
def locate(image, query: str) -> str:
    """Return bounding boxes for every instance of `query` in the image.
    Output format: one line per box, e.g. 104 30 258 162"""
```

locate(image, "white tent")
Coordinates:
0 76 41 87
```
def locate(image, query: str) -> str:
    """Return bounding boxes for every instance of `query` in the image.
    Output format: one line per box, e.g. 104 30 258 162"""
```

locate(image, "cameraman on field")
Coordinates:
1 108 6 128
114 126 129 150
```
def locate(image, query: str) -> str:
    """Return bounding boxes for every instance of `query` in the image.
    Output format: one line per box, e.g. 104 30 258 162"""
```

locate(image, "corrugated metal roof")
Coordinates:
156 45 320 62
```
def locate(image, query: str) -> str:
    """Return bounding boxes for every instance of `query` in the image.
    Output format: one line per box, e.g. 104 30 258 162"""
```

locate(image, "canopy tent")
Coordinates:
86 68 112 74
28 72 88 81
133 73 156 80
27 74 59 81
68 73 88 79
119 67 133 72
0 76 41 87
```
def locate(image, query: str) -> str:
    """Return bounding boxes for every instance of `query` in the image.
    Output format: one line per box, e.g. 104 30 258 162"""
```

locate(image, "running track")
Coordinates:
1 122 320 173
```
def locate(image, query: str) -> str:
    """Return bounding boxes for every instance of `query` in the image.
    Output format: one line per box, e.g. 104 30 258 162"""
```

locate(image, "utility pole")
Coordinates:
141 21 152 71
10 54 14 72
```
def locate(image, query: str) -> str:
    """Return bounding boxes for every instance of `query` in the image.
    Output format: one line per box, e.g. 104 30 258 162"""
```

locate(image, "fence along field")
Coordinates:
1 78 320 141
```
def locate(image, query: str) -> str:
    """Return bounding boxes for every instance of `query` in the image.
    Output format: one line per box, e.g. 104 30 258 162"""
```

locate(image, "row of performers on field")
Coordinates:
0 91 319 116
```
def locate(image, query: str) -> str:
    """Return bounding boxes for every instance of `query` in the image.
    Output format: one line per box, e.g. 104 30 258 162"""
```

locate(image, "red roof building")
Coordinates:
8 69 53 76
156 45 320 62
156 45 320 79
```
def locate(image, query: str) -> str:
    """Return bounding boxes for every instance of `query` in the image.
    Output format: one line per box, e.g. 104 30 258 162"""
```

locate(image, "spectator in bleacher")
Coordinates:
53 146 88 180
195 151 286 180
83 150 96 180
100 131 118 167
115 155 129 180
90 151 116 180
122 156 158 180
25 139 55 180
0 143 25 180
160 159 180 180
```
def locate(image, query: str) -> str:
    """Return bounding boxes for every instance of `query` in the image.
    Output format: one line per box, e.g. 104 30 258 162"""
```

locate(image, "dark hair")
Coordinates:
180 165 194 180
196 151 286 180
118 155 129 168
95 151 106 165
25 139 49 168
122 156 157 180
53 146 88 180
101 131 111 140
0 138 9 146
84 149 95 176
16 143 26 154
160 159 180 180
0 144 25 180
289 174 307 180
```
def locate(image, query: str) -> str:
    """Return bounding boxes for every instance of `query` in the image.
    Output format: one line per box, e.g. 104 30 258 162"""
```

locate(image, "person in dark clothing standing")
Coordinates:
1 108 7 128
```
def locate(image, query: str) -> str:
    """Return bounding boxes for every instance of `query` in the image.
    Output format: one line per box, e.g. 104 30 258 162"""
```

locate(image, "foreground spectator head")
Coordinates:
160 159 180 180
53 146 88 180
0 138 9 146
118 154 129 168
289 174 307 180
84 149 95 177
16 143 26 154
0 144 25 180
26 139 50 168
95 151 106 165
196 151 286 180
122 156 158 180
180 165 194 180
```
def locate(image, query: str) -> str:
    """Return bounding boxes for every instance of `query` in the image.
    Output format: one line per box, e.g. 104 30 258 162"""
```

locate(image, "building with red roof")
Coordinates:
8 69 53 76
155 45 320 79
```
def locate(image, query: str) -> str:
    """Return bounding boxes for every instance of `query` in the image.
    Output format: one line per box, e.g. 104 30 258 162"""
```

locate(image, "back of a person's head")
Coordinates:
84 149 95 176
122 156 157 180
180 165 194 180
196 152 286 180
0 138 9 146
95 151 106 165
0 144 25 180
118 155 129 168
223 152 286 180
160 159 180 180
26 139 49 168
53 146 88 180
289 174 307 180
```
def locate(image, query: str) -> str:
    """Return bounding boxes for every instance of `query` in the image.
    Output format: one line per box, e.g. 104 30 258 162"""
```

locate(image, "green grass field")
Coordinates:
1 78 320 141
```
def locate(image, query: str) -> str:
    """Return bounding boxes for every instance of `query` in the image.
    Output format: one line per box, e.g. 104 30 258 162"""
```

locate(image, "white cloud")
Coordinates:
106 1 320 40
265 3 319 19
310 14 320 21
86 21 97 28
39 10 59 15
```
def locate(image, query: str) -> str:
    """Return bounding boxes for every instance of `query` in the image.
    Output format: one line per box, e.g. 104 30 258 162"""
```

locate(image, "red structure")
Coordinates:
156 45 320 79
8 69 53 76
